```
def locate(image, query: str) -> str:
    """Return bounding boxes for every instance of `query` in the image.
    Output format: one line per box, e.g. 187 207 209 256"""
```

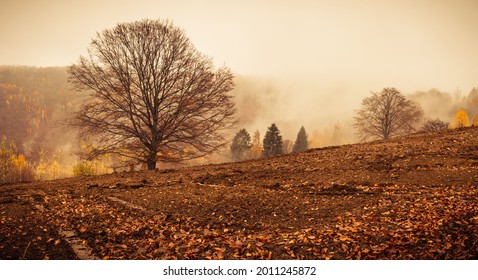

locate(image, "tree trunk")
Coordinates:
147 160 156 170
146 154 157 170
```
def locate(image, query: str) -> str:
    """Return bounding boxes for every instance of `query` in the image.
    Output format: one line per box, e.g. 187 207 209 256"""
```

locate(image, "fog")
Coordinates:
2 1 477 85
232 75 359 142
2 1 477 125
1 0 477 170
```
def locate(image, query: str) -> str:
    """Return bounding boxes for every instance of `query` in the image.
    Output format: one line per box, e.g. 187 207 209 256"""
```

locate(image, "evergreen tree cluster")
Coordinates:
230 124 309 161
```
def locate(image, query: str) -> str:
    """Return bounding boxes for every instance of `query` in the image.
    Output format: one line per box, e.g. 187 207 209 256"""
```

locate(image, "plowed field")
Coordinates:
1 127 478 259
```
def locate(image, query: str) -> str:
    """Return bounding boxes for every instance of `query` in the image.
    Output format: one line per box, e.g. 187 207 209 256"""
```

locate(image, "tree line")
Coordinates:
229 87 477 162
230 125 309 161
353 87 478 141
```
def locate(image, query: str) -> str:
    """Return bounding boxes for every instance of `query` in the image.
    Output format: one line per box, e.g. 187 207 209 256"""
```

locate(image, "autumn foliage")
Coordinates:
451 109 471 128
250 130 263 159
2 126 478 260
0 136 34 183
72 161 96 177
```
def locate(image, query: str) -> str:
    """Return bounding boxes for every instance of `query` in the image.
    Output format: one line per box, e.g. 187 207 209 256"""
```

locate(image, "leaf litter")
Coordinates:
1 127 478 259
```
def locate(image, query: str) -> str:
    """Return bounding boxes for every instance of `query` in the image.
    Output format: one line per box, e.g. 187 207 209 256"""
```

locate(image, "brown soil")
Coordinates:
1 127 478 259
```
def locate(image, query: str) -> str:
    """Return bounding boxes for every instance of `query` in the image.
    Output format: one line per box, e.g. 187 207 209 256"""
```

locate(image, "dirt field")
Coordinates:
1 127 478 259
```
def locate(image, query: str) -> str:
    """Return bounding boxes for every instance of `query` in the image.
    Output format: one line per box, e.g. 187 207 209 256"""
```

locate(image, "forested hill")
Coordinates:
0 66 85 162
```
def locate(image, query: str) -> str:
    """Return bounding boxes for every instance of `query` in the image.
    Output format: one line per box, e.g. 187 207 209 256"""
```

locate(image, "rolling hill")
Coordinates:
1 126 478 259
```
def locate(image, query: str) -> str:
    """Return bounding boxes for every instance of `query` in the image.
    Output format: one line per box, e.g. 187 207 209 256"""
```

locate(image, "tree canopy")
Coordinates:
68 19 236 170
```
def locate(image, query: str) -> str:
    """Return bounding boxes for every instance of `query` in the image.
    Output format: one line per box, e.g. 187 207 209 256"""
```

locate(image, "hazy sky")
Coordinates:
1 0 477 138
2 0 477 88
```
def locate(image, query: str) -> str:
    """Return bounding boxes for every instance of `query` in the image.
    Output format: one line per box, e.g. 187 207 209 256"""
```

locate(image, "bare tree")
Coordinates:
68 19 236 170
419 118 449 133
354 87 423 141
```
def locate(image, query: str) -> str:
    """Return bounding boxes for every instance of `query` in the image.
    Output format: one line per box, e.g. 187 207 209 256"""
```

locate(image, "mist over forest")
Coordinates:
0 66 79 155
231 74 478 146
1 65 477 180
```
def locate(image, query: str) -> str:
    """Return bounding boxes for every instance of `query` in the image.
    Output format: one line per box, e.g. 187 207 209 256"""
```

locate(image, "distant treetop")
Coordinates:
293 126 308 153
263 123 283 157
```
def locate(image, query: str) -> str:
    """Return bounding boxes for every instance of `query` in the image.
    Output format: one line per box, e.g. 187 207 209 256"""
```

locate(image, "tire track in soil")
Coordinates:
107 196 146 211
58 230 99 260
48 193 152 260
30 200 99 260
27 193 147 260
0 192 78 259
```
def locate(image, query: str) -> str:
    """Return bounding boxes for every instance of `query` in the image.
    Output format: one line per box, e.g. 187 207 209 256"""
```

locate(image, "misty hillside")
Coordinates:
1 65 477 182
0 66 83 160
1 126 477 259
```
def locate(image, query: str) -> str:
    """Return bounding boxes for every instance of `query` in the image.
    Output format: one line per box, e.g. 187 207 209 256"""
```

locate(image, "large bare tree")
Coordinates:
354 87 423 141
68 19 236 170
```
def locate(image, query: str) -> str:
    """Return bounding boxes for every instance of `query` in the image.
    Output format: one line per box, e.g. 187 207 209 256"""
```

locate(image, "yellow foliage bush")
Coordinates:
72 161 96 177
451 109 470 128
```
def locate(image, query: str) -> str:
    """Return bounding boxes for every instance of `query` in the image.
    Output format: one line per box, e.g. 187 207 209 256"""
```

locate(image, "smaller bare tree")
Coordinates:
419 118 449 133
354 87 423 141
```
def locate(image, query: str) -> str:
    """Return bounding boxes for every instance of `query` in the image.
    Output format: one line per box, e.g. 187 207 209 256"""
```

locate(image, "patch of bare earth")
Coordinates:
1 127 478 259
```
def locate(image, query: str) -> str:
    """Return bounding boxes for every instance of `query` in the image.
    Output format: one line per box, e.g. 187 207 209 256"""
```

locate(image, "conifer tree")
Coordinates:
263 123 283 157
230 129 252 161
293 126 308 153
